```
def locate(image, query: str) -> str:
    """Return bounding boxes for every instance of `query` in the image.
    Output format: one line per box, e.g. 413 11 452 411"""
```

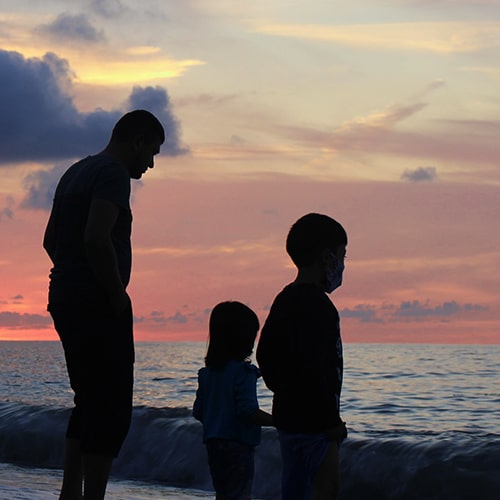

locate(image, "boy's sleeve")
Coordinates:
192 370 204 422
234 364 260 419
256 299 283 392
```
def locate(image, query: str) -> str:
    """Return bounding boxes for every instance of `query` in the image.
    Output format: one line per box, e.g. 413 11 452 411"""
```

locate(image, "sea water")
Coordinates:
1 341 499 499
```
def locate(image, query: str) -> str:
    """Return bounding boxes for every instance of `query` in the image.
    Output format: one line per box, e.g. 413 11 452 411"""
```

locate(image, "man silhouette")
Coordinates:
43 110 165 500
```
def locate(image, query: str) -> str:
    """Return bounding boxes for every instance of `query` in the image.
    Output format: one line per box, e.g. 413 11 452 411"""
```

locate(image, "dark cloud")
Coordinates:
20 164 67 211
0 311 52 329
340 304 382 323
134 310 188 326
0 49 187 165
134 308 209 330
394 300 488 318
401 166 438 182
342 299 489 323
127 86 188 156
37 13 105 43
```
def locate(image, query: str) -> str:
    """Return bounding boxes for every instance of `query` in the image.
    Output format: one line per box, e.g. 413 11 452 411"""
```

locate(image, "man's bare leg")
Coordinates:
311 441 340 500
59 438 83 500
82 453 113 500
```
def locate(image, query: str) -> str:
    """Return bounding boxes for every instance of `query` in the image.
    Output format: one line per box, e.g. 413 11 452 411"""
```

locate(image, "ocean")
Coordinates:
0 341 499 499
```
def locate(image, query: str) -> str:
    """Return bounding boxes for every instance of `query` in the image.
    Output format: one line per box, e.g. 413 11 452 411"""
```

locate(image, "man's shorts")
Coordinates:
49 301 134 457
206 438 254 499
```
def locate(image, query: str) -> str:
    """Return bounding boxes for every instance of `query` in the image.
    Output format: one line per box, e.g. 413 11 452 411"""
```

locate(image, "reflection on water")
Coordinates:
1 341 499 437
342 343 500 435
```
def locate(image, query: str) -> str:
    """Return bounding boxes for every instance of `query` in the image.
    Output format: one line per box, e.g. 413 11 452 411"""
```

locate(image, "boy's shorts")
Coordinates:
206 438 254 499
278 430 330 500
49 302 134 457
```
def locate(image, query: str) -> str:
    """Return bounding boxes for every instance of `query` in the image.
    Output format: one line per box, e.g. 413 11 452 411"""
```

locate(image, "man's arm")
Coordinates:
43 212 56 263
84 198 129 315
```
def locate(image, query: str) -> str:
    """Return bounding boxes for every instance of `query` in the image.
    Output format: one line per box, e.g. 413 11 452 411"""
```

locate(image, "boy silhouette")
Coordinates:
257 213 348 500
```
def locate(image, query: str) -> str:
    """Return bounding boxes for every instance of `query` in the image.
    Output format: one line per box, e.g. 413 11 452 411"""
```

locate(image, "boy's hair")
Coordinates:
286 213 347 268
205 301 260 369
110 109 165 145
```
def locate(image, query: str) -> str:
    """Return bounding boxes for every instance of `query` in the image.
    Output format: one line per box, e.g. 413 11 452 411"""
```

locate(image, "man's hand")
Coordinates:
109 290 131 317
326 421 348 442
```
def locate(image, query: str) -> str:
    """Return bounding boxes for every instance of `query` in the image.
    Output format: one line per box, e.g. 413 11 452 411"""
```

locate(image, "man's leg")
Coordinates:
80 303 134 500
51 306 84 500
59 438 83 500
82 453 114 500
310 441 340 500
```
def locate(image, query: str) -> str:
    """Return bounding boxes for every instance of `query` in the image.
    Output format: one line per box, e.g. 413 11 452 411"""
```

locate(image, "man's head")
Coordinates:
286 213 347 269
108 110 165 179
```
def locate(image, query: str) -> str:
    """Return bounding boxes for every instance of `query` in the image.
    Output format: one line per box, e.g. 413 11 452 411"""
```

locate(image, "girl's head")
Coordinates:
205 301 260 368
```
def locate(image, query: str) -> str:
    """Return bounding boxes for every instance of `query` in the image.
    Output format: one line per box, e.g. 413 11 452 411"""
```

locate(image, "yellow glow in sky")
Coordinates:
76 57 205 85
254 21 500 53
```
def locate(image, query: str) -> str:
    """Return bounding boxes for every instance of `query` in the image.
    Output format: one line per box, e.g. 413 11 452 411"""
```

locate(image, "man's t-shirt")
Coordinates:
256 282 343 433
48 154 132 305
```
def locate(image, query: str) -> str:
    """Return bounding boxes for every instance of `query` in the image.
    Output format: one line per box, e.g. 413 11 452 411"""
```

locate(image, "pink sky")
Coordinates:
1 174 498 343
0 0 499 343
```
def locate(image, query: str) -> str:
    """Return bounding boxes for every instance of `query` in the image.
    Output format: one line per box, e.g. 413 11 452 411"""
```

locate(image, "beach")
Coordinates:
0 462 213 499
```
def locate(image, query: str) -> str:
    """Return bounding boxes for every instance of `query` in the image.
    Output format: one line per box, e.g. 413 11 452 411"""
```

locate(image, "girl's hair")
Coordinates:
205 301 259 369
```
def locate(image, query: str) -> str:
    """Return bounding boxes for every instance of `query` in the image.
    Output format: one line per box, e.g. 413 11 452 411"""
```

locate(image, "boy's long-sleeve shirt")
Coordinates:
256 282 343 433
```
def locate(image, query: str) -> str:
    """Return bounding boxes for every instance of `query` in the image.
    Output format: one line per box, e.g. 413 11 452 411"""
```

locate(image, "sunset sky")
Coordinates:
0 0 499 343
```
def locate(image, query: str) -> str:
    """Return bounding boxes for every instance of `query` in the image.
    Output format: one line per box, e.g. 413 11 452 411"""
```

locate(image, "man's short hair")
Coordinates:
286 213 347 268
110 109 165 144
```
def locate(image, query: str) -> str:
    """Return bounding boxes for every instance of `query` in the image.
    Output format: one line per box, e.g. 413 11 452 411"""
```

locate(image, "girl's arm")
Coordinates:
246 408 273 427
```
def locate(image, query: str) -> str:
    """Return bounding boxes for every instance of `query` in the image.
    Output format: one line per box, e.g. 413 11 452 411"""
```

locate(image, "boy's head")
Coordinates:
205 301 260 368
286 213 347 268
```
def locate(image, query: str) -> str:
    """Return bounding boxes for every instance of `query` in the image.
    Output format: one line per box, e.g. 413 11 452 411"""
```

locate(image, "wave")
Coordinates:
1 402 499 500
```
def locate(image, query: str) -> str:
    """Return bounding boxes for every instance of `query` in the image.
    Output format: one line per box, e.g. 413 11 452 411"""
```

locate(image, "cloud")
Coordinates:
0 196 14 221
342 300 489 323
127 86 189 156
340 304 382 323
272 83 500 172
175 93 241 108
0 50 186 165
277 94 432 148
134 310 189 326
37 13 105 43
0 311 52 329
134 309 210 331
393 300 489 319
401 166 438 182
20 164 67 211
254 21 500 53
89 0 127 18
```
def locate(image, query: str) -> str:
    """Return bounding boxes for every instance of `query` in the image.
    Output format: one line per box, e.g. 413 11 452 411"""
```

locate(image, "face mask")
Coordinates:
324 252 345 293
